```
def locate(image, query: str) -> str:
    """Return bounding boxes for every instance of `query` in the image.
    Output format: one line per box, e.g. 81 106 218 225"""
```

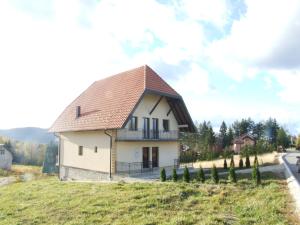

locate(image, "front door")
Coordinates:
152 147 159 168
143 147 150 168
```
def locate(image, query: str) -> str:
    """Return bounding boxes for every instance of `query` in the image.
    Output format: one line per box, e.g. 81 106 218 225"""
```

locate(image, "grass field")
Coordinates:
0 172 298 225
0 164 42 178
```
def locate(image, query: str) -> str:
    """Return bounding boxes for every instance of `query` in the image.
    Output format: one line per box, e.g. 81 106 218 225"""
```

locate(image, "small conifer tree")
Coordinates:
197 166 205 183
245 153 251 168
224 159 228 170
228 164 237 183
183 166 190 183
160 168 166 182
239 158 243 169
172 168 178 182
252 164 261 186
211 164 219 184
230 156 235 168
254 154 258 166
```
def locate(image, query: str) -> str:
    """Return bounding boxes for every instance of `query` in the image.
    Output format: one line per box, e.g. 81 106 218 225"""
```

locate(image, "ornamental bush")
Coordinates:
160 168 166 182
172 168 178 182
252 164 261 186
183 166 190 183
245 153 251 168
254 154 259 166
211 164 219 184
228 164 237 183
224 159 228 170
239 158 243 169
230 156 235 168
197 166 205 183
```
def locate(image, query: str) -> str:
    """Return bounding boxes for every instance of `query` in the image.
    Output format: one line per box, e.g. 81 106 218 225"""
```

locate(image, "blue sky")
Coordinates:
0 0 300 134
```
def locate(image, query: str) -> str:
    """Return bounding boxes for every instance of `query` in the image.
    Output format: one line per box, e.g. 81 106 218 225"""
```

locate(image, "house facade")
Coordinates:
233 134 255 153
0 144 13 170
50 65 195 180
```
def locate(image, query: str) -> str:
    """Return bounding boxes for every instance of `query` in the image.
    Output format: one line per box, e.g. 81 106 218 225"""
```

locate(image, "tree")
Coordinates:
265 118 279 145
253 154 258 166
252 122 265 140
42 142 58 174
239 158 243 169
277 127 290 149
211 164 219 184
224 159 228 170
227 127 234 147
228 164 237 183
245 153 251 168
219 121 228 149
197 167 205 183
230 156 235 168
160 168 166 182
183 166 190 183
172 168 178 182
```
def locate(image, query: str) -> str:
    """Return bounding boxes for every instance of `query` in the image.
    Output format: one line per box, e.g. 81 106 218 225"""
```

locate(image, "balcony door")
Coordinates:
152 118 159 139
143 118 150 139
152 147 159 168
142 147 150 168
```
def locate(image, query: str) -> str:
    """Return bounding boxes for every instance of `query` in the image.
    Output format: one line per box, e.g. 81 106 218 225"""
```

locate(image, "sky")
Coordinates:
0 0 300 134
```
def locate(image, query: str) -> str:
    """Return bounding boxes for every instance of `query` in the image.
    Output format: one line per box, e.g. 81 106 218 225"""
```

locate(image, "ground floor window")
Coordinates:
78 146 83 156
142 147 159 168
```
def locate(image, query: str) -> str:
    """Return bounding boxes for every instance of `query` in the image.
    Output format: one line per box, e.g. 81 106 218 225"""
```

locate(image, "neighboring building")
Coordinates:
50 65 195 180
0 144 13 170
233 134 256 153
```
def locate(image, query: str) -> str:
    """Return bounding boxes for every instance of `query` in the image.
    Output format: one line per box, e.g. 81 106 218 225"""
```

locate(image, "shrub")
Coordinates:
228 164 237 183
160 168 166 182
172 168 178 182
224 159 228 170
239 158 243 169
211 164 219 184
197 166 205 183
183 166 190 183
230 156 235 168
245 153 251 168
252 164 261 186
254 154 258 166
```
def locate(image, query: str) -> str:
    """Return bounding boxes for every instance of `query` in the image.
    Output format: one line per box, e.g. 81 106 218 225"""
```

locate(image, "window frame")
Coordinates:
129 116 138 131
94 146 98 153
163 119 170 132
78 146 83 156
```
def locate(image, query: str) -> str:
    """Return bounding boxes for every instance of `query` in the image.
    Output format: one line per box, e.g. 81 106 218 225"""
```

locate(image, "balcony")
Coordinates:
116 129 179 141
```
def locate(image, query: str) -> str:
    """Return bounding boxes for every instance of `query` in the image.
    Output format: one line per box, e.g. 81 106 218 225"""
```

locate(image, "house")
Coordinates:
233 134 255 153
0 144 13 170
50 65 195 180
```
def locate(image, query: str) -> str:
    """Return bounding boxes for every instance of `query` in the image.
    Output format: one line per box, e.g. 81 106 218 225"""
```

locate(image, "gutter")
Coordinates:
104 130 112 180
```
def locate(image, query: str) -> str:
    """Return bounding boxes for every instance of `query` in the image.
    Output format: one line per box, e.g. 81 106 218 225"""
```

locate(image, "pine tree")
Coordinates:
252 164 261 186
172 168 178 182
224 159 228 170
228 164 237 183
211 164 219 184
245 153 251 168
230 156 235 168
197 166 205 183
183 166 190 183
42 142 58 174
160 168 166 182
239 158 243 169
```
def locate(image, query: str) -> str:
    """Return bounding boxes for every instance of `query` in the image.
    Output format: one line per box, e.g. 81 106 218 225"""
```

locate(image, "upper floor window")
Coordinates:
94 146 98 153
163 119 169 132
0 149 4 155
129 116 138 131
78 146 83 156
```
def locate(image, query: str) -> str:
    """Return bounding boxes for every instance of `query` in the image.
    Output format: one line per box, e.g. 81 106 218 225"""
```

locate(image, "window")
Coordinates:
143 117 150 139
78 146 83 156
163 119 169 132
129 116 138 130
94 146 98 153
0 150 4 155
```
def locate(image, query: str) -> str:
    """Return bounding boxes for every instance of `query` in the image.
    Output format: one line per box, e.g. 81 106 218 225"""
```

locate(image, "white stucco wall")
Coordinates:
116 141 179 167
59 131 110 173
0 148 13 170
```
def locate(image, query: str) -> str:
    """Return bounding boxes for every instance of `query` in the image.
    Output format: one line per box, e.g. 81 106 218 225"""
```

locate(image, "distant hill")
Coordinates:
0 127 55 144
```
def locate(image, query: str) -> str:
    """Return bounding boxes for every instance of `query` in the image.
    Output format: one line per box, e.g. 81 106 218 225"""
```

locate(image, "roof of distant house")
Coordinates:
233 134 255 144
49 65 195 133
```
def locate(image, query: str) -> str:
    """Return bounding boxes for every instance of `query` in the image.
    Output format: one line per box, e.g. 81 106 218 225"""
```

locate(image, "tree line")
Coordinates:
180 117 291 162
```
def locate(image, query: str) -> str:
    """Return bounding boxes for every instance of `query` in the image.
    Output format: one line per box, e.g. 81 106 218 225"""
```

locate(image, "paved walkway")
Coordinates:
282 150 300 183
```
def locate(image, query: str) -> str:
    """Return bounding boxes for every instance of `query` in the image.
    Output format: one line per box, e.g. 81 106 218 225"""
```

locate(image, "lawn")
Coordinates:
0 172 298 225
0 164 42 178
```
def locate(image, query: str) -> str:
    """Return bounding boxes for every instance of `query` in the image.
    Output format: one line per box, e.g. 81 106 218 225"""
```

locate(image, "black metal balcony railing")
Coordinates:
116 129 178 141
116 159 179 175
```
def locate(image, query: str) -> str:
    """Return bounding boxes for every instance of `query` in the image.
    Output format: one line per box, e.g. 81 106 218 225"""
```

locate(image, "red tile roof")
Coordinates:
49 65 181 132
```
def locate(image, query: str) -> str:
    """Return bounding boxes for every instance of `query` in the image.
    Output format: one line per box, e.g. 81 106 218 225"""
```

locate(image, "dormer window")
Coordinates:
76 106 81 118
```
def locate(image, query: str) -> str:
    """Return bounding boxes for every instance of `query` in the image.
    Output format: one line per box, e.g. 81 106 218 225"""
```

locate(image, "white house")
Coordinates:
50 65 195 180
0 144 13 170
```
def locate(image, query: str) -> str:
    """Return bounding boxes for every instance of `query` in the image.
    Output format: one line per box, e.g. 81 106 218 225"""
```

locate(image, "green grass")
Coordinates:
0 172 298 225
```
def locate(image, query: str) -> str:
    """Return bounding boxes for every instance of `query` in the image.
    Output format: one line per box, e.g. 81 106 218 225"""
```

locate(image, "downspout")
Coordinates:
104 130 112 180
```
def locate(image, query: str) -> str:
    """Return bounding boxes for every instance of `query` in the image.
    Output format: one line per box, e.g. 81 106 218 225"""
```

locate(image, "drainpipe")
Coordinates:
104 130 112 180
